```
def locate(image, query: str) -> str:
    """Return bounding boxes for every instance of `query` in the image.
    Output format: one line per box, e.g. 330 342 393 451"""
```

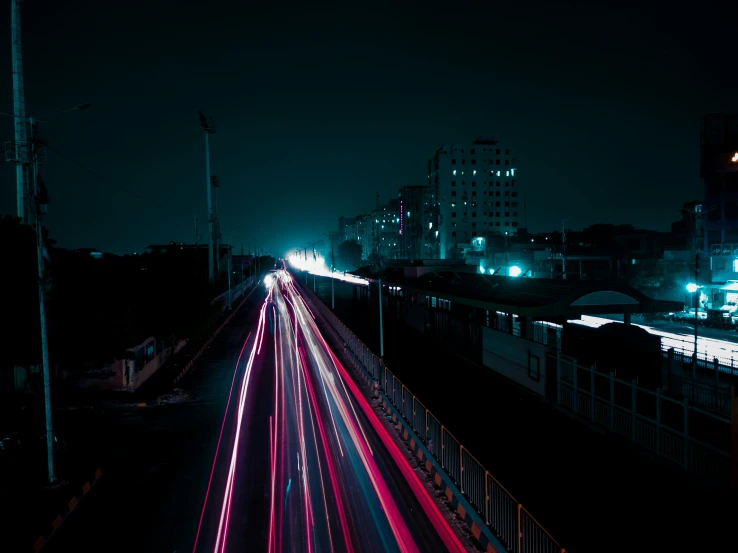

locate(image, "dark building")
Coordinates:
398 185 427 260
338 216 357 243
702 113 738 284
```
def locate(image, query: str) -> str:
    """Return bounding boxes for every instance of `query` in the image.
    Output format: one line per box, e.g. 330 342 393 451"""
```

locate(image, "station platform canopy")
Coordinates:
349 266 682 319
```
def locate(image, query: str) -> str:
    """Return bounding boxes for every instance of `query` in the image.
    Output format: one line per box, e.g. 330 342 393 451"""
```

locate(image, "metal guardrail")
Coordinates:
304 284 565 553
555 354 733 486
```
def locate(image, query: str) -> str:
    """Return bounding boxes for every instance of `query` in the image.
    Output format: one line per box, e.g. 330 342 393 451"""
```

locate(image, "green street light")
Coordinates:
686 283 699 293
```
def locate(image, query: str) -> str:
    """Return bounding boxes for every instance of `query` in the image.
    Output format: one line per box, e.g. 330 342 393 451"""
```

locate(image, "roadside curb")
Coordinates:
173 282 257 384
31 468 102 552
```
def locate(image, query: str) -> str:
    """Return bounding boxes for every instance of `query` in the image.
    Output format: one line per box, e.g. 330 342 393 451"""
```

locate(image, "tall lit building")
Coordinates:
702 113 738 284
428 137 521 259
370 199 401 260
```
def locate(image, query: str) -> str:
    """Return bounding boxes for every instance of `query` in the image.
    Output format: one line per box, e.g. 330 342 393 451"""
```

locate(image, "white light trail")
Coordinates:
570 315 738 363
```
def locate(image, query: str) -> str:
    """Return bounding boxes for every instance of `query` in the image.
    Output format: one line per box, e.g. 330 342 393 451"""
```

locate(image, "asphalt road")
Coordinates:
193 271 463 553
46 273 463 553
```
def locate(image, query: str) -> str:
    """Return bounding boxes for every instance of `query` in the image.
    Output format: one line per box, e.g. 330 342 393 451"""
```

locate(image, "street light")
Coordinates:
509 265 522 277
323 233 335 310
1 102 91 485
686 283 701 365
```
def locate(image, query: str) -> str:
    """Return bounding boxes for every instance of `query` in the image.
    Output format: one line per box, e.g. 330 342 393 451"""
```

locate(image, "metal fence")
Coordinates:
554 353 733 486
304 284 565 553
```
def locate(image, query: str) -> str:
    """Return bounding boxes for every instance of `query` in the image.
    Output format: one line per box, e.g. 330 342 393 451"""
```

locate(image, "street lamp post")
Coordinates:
323 233 335 310
686 282 700 366
2 102 91 485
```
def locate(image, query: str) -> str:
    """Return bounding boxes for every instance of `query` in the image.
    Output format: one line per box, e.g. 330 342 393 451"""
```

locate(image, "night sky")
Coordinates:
1 1 737 256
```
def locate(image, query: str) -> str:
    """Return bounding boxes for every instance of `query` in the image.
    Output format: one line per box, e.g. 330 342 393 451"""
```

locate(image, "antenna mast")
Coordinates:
10 0 30 222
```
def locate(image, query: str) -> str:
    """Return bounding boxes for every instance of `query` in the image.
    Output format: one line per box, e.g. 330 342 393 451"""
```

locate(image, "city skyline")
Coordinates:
1 1 736 256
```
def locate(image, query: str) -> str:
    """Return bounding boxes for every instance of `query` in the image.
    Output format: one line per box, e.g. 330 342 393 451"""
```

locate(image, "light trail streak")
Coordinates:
570 314 738 363
213 298 269 553
192 331 252 553
324 347 467 553
284 270 466 553
297 344 356 553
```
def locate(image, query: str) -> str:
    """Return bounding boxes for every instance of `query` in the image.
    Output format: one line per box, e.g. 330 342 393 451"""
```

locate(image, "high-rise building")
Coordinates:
428 137 520 260
701 113 738 284
338 216 357 242
399 185 427 260
370 199 401 260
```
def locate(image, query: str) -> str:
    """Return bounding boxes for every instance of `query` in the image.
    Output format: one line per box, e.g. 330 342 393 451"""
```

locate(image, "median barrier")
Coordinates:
31 468 102 552
173 278 259 384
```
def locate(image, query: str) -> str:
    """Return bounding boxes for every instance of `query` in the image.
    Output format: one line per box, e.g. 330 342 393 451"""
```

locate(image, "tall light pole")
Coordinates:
199 111 216 284
1 102 92 484
306 240 323 292
682 204 710 368
10 0 29 222
324 233 335 310
686 283 700 367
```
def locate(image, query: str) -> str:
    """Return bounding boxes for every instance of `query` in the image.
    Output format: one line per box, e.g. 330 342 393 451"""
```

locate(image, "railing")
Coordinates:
303 281 565 553
554 353 733 486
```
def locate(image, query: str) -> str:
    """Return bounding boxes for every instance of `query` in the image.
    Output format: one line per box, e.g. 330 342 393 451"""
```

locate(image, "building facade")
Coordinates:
428 137 521 260
369 199 401 260
702 113 738 285
399 185 427 260
338 216 357 243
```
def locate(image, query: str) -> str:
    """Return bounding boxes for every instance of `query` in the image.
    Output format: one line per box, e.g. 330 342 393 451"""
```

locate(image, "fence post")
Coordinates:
656 388 662 455
590 364 596 422
426 409 429 448
683 397 689 469
714 357 720 393
460 445 465 493
573 360 579 414
556 352 562 405
609 372 615 432
484 471 490 526
517 503 523 553
631 379 637 444
440 426 445 468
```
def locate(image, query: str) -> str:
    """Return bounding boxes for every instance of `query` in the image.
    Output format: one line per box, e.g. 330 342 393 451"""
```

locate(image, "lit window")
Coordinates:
506 170 509 177
473 170 477 175
453 170 457 176
429 222 433 230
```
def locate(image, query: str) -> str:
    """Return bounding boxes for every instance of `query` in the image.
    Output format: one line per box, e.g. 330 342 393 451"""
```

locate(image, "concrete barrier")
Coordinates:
173 280 259 384
32 468 102 552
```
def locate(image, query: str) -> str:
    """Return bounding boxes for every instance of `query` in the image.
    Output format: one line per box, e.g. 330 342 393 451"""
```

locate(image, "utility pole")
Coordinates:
324 233 335 310
10 0 29 222
198 111 216 284
211 175 221 283
227 240 232 310
561 219 567 280
682 204 709 363
378 272 385 359
29 118 56 484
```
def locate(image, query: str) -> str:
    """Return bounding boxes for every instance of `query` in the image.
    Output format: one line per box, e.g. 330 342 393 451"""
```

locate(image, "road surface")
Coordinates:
193 271 465 553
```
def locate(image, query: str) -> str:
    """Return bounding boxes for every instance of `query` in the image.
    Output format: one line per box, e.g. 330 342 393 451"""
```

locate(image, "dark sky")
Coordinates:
1 1 737 256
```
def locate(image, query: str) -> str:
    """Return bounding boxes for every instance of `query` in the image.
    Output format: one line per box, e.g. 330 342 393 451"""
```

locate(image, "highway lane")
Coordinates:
194 271 465 553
